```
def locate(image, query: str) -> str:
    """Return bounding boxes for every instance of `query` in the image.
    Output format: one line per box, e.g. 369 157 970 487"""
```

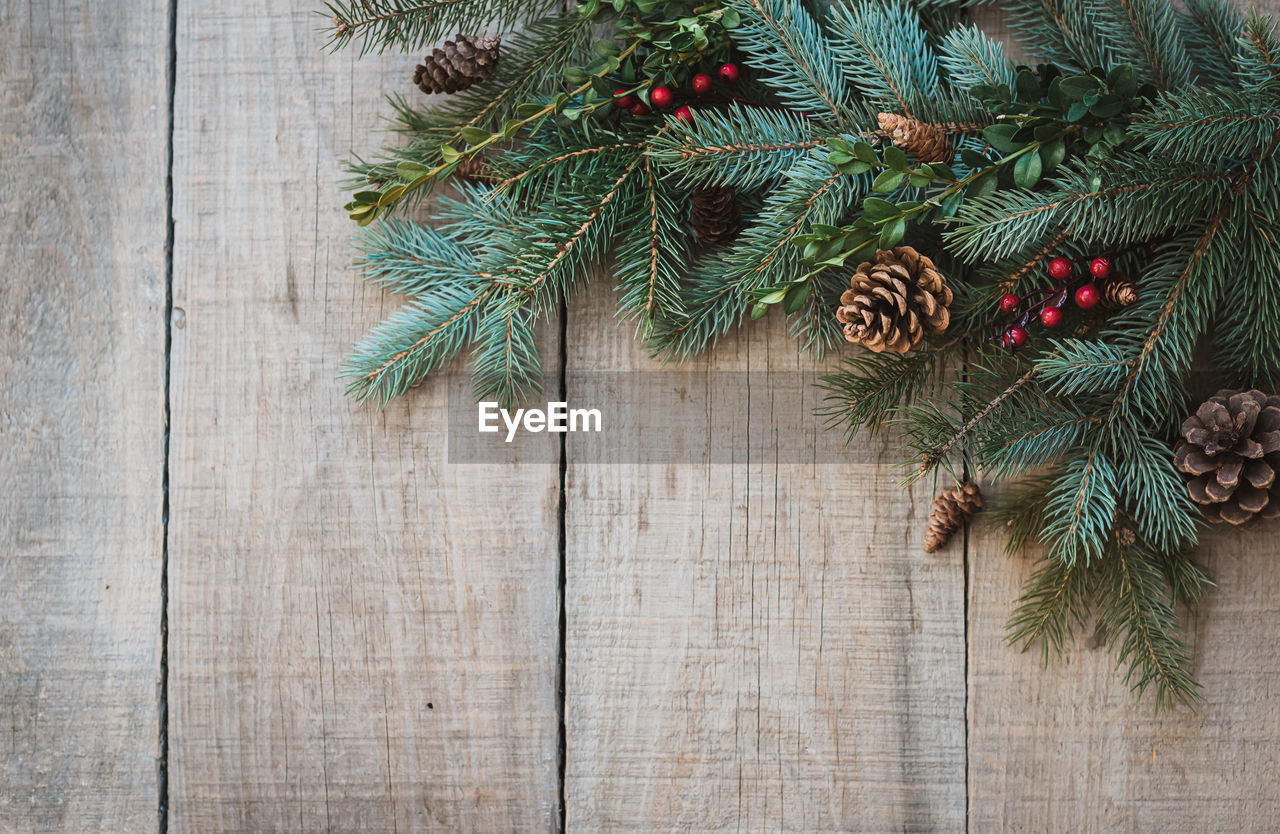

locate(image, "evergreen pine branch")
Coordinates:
1088 0 1192 89
613 159 692 329
1210 187 1280 387
1036 339 1134 397
1007 555 1093 663
1129 83 1280 164
977 407 1100 479
352 217 479 296
1041 446 1120 566
825 0 940 116
1004 0 1118 72
728 0 855 120
937 23 1018 91
342 284 493 405
471 292 544 407
1180 0 1246 86
323 0 549 54
1117 434 1200 554
1236 11 1280 86
988 473 1059 555
647 105 826 188
1094 541 1203 708
817 344 952 437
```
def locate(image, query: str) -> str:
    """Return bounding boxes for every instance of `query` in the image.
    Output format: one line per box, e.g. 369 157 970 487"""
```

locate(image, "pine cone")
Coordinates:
836 246 952 353
1174 389 1280 525
1100 277 1138 308
877 113 952 164
690 185 742 245
414 34 500 95
452 155 496 184
924 481 983 553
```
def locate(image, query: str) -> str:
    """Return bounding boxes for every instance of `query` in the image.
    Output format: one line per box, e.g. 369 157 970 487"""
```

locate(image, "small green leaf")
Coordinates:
939 189 964 217
1013 151 1042 189
783 283 810 314
960 148 992 169
853 142 878 165
1040 137 1066 173
1066 101 1090 122
377 185 407 206
722 7 741 27
838 160 872 176
967 172 998 200
759 288 788 305
983 123 1020 153
862 197 898 220
872 170 906 193
879 216 906 249
884 146 908 171
396 161 430 179
1015 69 1042 101
563 66 589 85
750 300 770 320
440 145 461 163
353 190 384 205
459 126 491 145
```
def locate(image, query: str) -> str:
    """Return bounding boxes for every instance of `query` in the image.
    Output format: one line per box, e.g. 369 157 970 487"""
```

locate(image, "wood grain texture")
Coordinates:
166 5 559 831
0 1 167 831
563 280 966 831
964 6 1280 831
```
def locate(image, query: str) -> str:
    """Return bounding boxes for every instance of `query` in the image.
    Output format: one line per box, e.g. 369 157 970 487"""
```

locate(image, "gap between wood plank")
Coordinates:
556 299 569 833
158 0 178 830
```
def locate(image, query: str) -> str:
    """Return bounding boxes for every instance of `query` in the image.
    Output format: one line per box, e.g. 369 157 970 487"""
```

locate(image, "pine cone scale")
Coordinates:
415 34 500 95
924 481 983 552
691 185 742 245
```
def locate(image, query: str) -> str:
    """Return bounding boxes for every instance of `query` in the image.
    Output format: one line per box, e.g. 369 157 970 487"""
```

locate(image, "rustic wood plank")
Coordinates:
563 280 966 830
0 0 168 830
167 5 560 831
965 5 1280 829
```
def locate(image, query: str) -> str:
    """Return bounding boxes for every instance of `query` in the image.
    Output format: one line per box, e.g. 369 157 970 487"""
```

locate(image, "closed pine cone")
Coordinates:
1174 389 1280 525
877 113 952 164
414 34 500 95
836 246 952 353
690 185 742 245
1100 277 1138 308
924 481 983 553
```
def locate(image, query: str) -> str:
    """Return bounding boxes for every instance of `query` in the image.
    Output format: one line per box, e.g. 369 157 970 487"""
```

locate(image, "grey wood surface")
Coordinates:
5 0 1280 831
165 4 559 831
0 1 168 831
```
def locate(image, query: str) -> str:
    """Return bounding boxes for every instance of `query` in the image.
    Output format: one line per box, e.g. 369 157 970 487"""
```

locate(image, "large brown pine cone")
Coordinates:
1174 389 1280 525
414 34 500 95
690 185 742 245
836 246 952 353
877 113 952 164
924 481 983 553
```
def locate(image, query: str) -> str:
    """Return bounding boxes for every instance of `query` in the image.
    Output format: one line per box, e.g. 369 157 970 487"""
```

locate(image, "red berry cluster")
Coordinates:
995 255 1113 351
613 63 740 122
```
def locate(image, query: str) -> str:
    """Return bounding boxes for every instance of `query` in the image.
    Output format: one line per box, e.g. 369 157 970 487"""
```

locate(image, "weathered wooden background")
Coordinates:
4 0 1280 831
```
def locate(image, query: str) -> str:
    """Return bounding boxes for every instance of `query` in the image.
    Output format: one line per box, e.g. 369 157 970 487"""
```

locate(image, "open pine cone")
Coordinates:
836 246 952 353
924 481 983 553
1174 389 1280 525
690 185 742 245
877 113 952 164
414 34 500 95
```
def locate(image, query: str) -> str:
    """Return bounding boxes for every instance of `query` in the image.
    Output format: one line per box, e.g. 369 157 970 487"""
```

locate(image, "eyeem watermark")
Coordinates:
478 401 602 442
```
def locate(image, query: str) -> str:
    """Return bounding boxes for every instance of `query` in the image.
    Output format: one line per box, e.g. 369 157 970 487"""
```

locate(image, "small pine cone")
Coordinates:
452 155 496 184
1174 389 1280 525
414 34 500 95
877 113 952 164
836 246 952 353
1100 277 1138 308
924 481 984 553
690 185 742 245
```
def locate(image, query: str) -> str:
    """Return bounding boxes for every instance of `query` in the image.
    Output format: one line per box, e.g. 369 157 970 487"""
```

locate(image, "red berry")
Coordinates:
1090 257 1112 279
629 101 650 116
1040 305 1063 328
718 62 741 84
1075 283 1100 309
650 85 674 108
674 105 694 123
1004 326 1028 349
613 89 636 109
998 293 1020 314
1048 256 1073 280
691 73 713 94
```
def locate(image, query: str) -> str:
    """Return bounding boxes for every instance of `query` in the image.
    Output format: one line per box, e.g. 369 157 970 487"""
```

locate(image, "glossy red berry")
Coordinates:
1003 326 1028 350
613 89 636 109
1089 257 1112 279
674 105 694 123
629 101 650 116
650 85 674 108
718 62 741 84
1040 305 1063 328
1075 283 1100 309
1048 256 1073 280
998 293 1020 314
691 73 713 94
